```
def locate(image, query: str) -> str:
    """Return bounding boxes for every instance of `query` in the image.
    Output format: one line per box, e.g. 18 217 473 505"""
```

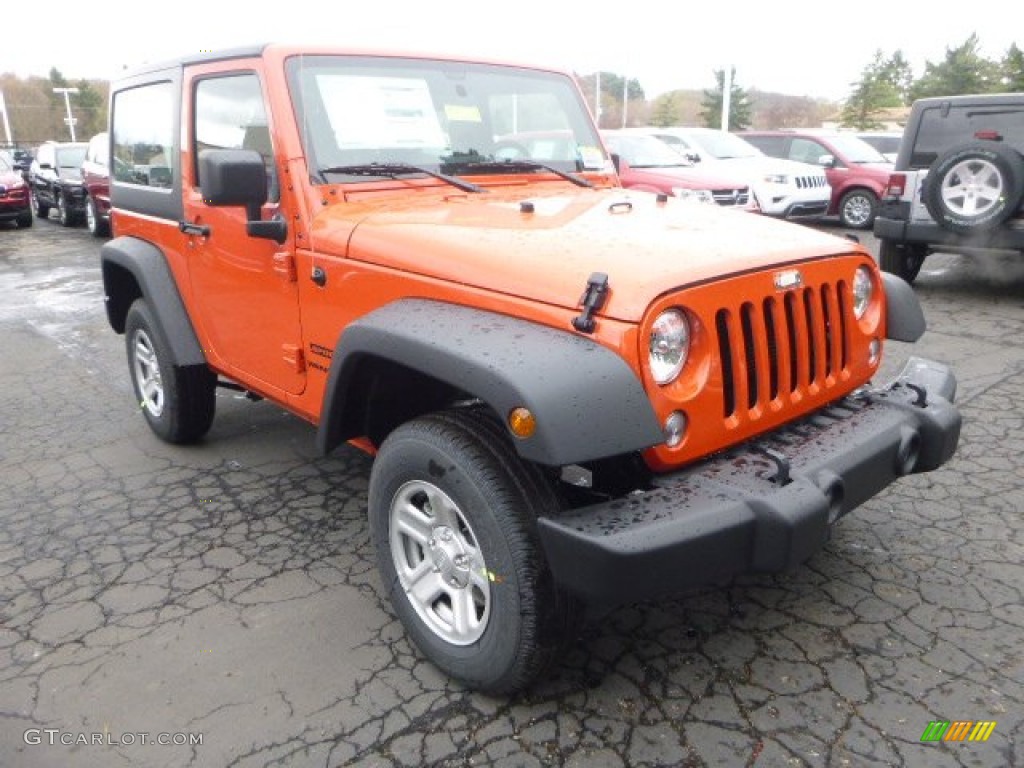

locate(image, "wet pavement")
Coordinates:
0 215 1021 767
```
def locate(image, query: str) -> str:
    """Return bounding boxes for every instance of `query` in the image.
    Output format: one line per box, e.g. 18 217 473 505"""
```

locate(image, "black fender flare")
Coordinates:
882 272 926 342
100 236 207 366
317 299 663 466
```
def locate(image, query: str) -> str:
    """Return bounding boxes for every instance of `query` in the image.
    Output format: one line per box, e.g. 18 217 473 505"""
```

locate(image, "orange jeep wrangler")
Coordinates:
101 45 961 693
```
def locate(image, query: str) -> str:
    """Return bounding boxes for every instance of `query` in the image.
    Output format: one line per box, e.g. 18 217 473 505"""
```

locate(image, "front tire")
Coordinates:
839 188 878 229
879 240 927 284
369 409 577 694
124 299 216 444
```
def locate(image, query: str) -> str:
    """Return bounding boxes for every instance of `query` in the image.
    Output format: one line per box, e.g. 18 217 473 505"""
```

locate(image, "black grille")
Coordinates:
795 175 827 189
716 281 849 420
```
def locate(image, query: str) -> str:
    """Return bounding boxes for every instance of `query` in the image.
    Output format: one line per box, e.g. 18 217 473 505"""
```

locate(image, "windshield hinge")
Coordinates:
572 272 609 334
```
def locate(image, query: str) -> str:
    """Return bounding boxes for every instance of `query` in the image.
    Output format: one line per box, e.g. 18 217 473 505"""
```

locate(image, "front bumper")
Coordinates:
538 357 961 603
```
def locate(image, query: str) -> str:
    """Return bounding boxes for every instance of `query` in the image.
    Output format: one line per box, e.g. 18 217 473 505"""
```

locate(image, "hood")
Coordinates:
312 186 859 322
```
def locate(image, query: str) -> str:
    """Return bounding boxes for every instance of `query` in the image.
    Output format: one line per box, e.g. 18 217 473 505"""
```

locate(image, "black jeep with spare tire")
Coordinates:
874 93 1024 283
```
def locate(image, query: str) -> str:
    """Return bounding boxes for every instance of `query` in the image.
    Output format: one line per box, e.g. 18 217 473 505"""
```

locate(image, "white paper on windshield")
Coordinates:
316 75 446 149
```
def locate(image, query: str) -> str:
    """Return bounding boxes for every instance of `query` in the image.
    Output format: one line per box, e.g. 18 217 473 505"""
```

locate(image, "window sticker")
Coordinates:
578 146 606 170
444 104 482 123
315 75 445 149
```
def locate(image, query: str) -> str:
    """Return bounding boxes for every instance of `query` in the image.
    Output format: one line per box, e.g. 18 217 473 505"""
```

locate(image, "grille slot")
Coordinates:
717 281 849 422
712 188 750 206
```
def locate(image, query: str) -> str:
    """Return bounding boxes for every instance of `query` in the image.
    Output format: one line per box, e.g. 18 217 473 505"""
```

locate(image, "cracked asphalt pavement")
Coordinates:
1 216 1021 767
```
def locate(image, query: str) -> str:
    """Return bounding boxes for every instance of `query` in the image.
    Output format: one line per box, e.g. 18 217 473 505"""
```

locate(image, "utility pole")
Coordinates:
53 87 80 141
622 75 628 128
720 67 732 132
594 71 602 128
0 90 12 145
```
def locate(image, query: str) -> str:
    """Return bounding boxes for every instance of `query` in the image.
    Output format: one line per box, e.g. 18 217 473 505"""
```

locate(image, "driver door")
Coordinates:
182 68 305 396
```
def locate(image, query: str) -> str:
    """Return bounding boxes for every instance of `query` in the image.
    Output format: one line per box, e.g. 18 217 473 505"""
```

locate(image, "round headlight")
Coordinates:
649 309 690 384
852 266 873 319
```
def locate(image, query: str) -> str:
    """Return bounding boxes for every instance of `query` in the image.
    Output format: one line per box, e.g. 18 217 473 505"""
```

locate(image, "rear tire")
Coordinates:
32 192 49 219
124 299 216 444
368 409 578 694
57 194 74 227
16 210 32 228
839 188 878 229
879 240 927 284
86 196 109 237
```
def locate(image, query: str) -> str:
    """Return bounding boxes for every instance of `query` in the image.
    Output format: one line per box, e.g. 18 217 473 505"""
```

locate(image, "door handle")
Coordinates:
179 221 210 237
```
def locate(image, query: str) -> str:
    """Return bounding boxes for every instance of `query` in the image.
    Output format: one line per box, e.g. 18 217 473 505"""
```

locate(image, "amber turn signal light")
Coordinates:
507 407 536 439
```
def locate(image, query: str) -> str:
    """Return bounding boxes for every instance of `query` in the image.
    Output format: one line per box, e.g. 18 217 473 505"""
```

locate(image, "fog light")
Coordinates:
508 407 536 438
868 338 881 365
663 411 687 447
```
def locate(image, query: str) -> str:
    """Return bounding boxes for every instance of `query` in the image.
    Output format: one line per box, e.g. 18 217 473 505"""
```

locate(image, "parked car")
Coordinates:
82 132 111 236
741 130 893 229
29 141 89 226
857 131 903 163
1 146 33 177
874 93 1024 283
0 153 32 228
601 130 758 211
638 127 831 220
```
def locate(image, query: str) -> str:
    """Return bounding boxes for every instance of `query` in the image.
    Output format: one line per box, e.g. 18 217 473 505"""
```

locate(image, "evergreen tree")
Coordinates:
911 33 999 99
700 68 752 130
881 50 915 105
840 50 904 129
1000 43 1024 91
650 92 682 127
75 79 106 138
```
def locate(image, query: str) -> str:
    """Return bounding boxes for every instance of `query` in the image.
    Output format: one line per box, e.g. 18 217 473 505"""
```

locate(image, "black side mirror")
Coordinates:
199 149 286 244
610 152 621 173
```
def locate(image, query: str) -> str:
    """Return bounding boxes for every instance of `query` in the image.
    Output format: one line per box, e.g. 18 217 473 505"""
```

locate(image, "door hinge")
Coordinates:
273 252 297 282
282 344 305 373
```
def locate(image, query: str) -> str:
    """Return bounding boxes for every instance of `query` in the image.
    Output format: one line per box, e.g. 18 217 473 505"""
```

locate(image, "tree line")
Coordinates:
3 36 1017 148
840 34 1023 129
580 33 1022 132
0 68 107 147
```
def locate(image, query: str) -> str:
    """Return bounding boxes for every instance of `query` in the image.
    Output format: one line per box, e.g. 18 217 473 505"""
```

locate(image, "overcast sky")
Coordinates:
3 1 1019 101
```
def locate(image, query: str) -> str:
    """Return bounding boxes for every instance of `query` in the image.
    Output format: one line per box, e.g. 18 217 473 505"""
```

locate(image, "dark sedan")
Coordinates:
29 141 88 226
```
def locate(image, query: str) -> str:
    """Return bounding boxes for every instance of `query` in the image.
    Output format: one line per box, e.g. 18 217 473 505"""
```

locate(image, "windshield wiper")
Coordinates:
452 159 593 188
318 163 485 193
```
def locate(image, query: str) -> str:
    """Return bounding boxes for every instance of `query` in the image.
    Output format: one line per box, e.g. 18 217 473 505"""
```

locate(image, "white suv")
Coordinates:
638 127 831 221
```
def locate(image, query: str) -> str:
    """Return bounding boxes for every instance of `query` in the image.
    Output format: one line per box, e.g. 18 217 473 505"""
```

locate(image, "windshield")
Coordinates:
56 146 87 168
827 134 888 164
685 130 761 160
603 133 690 167
0 155 11 173
286 55 608 182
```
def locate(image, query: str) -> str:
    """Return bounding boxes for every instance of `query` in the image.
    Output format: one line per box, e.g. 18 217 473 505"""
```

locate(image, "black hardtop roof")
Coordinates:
911 92 1024 111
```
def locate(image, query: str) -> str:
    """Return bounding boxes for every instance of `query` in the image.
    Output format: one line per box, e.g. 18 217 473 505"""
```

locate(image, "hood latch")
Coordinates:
572 272 609 334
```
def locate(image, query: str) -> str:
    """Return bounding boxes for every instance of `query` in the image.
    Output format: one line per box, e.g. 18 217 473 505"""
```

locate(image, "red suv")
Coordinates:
602 130 757 211
81 132 111 237
741 130 892 229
